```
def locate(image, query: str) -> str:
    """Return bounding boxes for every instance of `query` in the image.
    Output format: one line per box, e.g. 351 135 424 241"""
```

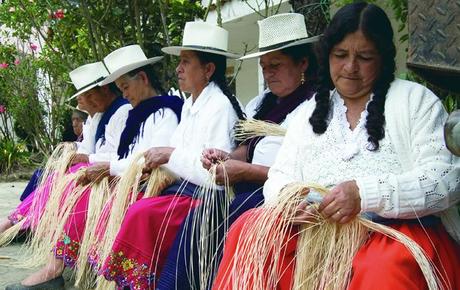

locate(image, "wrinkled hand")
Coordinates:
77 162 110 186
71 153 89 165
318 180 361 224
201 148 229 170
214 159 246 185
143 147 173 174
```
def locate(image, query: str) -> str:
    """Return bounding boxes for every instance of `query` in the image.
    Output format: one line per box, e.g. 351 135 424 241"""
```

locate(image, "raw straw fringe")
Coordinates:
221 183 441 290
233 119 286 142
74 177 112 289
0 142 77 248
181 161 234 289
94 154 176 290
22 170 89 268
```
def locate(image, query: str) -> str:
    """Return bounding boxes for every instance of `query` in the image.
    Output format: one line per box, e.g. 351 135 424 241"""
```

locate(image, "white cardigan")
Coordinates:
264 79 460 241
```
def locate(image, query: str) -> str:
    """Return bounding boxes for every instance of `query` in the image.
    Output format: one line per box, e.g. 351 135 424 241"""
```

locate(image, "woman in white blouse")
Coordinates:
96 22 244 290
214 3 460 290
157 13 319 290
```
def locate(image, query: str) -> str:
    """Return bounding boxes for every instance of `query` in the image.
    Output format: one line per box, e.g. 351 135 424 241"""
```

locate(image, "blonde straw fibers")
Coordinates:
0 142 76 248
233 119 286 142
94 154 176 290
222 183 441 290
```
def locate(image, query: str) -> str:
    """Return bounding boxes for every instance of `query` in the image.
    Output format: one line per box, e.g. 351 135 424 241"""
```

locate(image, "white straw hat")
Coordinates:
68 61 109 100
161 22 239 59
240 13 320 60
100 45 163 85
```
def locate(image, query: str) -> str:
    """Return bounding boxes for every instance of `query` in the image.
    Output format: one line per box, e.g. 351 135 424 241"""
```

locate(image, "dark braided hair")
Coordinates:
126 64 166 95
309 2 396 150
195 51 246 120
253 43 318 120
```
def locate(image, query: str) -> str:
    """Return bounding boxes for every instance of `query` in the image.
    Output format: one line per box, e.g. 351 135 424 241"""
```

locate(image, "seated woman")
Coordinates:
5 61 134 290
17 109 88 204
96 21 245 290
0 62 129 236
157 13 319 290
214 3 460 290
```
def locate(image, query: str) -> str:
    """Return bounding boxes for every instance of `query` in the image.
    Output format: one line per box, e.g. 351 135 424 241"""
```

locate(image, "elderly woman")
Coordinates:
5 46 182 290
97 22 244 290
0 62 128 237
157 13 319 290
214 3 460 290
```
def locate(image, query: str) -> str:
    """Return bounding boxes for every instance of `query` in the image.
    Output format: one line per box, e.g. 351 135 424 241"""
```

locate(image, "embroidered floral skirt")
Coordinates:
98 194 200 290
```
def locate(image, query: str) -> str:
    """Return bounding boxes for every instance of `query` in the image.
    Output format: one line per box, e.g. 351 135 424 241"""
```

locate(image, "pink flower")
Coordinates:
0 105 6 114
30 43 38 51
0 63 9 69
49 9 64 19
14 59 20 65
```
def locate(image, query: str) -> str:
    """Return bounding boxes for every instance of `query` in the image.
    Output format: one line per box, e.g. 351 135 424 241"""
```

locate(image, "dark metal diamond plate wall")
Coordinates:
407 0 460 92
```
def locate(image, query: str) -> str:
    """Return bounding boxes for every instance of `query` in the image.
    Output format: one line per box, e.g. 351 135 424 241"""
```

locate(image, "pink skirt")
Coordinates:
99 194 200 290
8 163 88 230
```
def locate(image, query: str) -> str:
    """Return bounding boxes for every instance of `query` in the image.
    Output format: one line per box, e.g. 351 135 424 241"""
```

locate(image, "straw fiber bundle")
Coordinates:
221 183 441 290
74 177 112 288
0 143 77 247
175 162 234 289
23 169 89 267
94 154 176 290
233 119 286 142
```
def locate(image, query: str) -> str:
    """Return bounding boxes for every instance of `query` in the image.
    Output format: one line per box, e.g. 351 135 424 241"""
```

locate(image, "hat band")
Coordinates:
77 76 105 92
259 37 309 52
182 45 228 53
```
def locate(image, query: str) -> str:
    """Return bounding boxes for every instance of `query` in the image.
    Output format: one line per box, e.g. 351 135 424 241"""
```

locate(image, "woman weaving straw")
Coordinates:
213 2 460 290
4 61 133 290
0 62 109 237
157 13 319 290
96 21 245 290
5 45 182 290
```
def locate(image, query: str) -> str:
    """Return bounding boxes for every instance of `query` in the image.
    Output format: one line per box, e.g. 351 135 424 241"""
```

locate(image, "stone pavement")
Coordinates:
0 182 78 290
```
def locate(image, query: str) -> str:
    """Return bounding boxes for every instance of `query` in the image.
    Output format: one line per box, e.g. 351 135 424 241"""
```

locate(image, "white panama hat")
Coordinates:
161 22 239 59
240 13 320 60
100 44 163 85
68 61 109 100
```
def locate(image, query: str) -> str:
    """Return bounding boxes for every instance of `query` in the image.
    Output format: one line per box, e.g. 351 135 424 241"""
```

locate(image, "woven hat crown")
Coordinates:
104 45 148 73
258 13 309 50
69 62 108 90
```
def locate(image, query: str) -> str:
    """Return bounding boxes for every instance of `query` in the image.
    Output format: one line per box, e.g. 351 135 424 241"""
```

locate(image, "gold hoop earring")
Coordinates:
300 72 305 85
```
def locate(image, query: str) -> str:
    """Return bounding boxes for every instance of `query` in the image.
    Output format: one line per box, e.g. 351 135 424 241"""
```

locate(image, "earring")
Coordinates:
300 72 305 85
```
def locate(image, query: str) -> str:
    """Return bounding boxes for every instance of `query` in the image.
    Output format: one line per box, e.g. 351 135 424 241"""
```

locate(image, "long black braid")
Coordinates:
195 51 246 120
127 64 167 95
253 43 318 120
309 2 396 150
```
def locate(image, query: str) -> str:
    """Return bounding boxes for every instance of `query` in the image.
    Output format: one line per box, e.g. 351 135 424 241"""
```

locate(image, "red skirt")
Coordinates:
99 194 200 290
214 210 460 290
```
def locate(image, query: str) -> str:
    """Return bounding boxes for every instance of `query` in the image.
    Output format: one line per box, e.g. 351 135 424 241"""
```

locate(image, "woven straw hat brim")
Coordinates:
240 35 320 60
162 45 240 59
68 80 104 100
100 56 163 86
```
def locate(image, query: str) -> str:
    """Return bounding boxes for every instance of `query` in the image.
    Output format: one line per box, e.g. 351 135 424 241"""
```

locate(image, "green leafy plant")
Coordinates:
0 138 31 175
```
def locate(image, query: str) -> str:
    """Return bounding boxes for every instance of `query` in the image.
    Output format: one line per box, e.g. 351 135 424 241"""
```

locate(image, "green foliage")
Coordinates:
0 138 31 175
0 0 204 162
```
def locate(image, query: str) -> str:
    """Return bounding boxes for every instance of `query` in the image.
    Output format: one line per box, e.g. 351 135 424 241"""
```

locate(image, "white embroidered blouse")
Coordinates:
264 79 460 241
165 82 240 187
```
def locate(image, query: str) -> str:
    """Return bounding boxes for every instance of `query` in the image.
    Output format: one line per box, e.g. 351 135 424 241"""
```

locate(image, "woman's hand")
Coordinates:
318 180 361 224
214 159 246 185
77 162 110 186
71 153 89 165
201 148 230 170
143 147 174 173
